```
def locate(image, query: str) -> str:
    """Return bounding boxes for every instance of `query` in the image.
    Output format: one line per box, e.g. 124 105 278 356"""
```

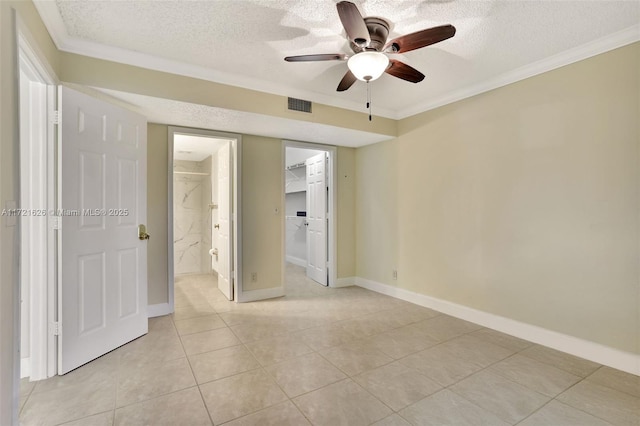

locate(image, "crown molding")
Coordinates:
32 0 398 119
397 24 640 119
34 1 638 123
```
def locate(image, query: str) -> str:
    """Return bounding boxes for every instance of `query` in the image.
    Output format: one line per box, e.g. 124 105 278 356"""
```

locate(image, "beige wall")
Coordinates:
337 146 356 278
241 135 284 291
355 140 398 285
356 43 640 354
0 2 60 423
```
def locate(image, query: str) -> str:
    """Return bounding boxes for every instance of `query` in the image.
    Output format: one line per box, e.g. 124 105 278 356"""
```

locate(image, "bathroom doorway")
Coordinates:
283 141 337 291
169 127 241 304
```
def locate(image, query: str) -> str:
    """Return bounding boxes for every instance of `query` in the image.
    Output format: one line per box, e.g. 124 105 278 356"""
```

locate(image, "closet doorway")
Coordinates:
283 141 337 290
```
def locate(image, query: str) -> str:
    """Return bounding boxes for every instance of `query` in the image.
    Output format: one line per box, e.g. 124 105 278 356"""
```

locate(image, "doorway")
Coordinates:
283 141 337 293
18 32 57 382
168 127 241 306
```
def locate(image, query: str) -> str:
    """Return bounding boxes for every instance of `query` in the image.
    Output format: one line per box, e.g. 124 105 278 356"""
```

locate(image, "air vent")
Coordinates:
288 97 312 113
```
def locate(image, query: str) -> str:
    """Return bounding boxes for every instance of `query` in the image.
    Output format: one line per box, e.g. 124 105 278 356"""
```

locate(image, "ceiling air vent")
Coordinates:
288 97 312 113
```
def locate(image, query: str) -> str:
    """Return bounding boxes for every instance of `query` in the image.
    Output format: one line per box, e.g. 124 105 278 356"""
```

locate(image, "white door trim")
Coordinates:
168 127 243 305
17 24 58 382
282 140 337 288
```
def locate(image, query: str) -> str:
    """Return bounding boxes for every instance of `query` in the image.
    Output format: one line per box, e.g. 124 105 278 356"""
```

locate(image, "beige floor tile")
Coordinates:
353 361 442 411
335 315 395 337
189 345 260 384
557 380 640 425
58 411 114 426
180 327 240 355
148 315 176 332
409 315 482 342
520 345 601 377
20 377 36 396
20 380 116 426
224 400 311 426
376 305 441 328
399 389 510 426
33 351 119 394
118 329 185 367
116 357 196 407
366 326 440 359
174 313 227 335
173 302 216 321
265 352 347 397
114 387 211 426
372 414 412 426
489 354 581 397
587 366 640 398
399 335 511 387
450 370 550 424
230 321 294 343
470 328 534 352
199 369 288 425
519 400 613 426
293 324 360 351
320 340 393 376
293 379 392 426
245 334 314 366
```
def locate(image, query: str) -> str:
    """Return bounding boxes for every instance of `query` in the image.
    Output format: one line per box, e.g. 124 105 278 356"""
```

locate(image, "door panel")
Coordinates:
59 86 148 374
306 153 328 286
217 142 233 300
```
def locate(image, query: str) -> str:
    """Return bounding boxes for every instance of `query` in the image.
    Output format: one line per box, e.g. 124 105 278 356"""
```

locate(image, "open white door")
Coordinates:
217 142 233 300
59 86 148 374
306 152 328 286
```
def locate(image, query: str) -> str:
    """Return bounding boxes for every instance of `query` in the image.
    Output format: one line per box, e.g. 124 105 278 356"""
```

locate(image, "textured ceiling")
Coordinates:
37 1 639 121
174 134 230 162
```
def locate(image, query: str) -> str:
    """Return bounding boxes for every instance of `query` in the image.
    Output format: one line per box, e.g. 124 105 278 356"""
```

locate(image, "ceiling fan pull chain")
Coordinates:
367 80 372 121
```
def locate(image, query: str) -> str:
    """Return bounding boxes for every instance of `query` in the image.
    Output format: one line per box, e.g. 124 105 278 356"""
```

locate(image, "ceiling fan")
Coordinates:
284 1 456 92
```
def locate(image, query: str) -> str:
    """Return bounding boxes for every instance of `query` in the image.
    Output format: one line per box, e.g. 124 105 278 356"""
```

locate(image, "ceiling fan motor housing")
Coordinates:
350 17 390 52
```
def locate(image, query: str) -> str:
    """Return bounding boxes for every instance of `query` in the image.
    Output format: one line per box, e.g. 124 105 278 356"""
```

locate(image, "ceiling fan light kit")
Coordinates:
284 1 456 119
348 51 389 82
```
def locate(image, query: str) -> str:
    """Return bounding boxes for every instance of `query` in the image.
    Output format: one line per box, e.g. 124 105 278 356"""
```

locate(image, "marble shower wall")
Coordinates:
174 158 213 275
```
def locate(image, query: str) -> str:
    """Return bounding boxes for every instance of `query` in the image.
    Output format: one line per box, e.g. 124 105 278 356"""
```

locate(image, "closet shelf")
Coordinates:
285 162 306 170
174 171 210 176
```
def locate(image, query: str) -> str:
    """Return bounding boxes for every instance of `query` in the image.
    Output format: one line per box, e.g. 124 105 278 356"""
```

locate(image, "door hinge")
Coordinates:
51 110 60 125
49 322 61 336
50 216 61 230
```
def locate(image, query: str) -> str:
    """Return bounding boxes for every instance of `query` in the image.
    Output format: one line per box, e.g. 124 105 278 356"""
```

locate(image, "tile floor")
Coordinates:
19 263 640 425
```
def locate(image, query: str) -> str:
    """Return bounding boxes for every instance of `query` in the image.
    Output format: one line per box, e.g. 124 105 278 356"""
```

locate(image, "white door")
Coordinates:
306 152 328 286
59 86 148 374
217 142 233 300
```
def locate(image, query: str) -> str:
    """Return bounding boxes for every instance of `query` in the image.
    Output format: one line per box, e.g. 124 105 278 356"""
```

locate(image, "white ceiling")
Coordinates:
36 1 639 133
174 134 230 162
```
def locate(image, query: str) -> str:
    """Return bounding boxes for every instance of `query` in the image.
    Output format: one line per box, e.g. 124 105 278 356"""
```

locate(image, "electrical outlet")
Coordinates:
392 269 397 280
251 272 257 282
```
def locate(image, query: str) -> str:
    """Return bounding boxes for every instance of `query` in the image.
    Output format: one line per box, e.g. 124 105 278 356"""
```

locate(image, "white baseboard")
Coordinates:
20 358 30 379
285 256 307 268
355 277 640 376
334 276 355 288
238 286 285 303
147 303 172 318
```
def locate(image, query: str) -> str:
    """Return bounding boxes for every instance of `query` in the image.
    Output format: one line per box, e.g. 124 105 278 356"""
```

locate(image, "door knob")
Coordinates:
214 224 220 229
138 224 150 240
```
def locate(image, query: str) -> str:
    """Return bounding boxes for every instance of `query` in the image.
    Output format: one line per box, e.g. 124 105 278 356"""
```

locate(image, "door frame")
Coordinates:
17 21 58 381
282 140 337 288
167 127 243 307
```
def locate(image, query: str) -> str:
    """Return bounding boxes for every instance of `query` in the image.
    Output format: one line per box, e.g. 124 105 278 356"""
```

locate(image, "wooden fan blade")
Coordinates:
385 59 425 83
337 70 357 91
385 25 456 54
285 54 346 62
336 1 370 47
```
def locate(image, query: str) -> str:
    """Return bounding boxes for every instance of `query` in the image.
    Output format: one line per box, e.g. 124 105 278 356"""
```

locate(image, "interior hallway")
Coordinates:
19 264 639 425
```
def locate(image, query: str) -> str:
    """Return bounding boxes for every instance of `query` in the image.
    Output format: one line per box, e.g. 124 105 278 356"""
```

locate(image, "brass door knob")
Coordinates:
138 224 150 240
